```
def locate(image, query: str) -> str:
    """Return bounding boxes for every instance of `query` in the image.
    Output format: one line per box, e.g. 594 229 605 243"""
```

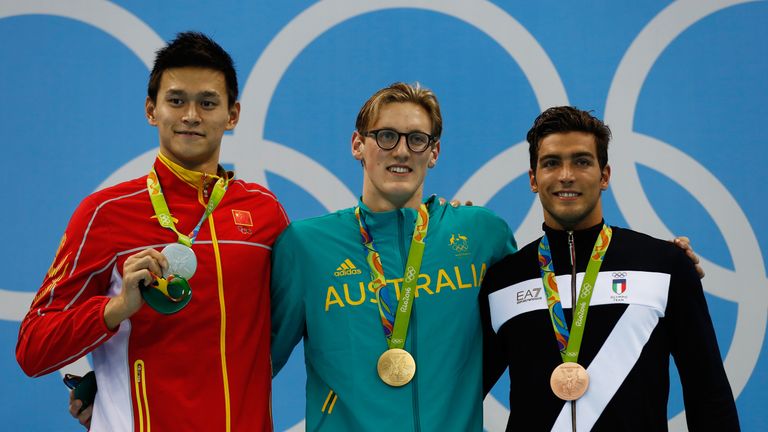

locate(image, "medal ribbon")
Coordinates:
147 168 228 246
355 204 429 350
538 225 612 362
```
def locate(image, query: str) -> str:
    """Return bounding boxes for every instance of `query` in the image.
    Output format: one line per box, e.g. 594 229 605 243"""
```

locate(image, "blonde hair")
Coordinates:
355 82 442 138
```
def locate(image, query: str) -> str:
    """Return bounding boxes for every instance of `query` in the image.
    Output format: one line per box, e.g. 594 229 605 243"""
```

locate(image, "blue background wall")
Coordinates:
1 1 766 430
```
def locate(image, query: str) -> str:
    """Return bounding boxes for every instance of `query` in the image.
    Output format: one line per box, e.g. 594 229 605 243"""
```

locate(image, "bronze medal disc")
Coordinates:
550 362 589 401
377 348 416 387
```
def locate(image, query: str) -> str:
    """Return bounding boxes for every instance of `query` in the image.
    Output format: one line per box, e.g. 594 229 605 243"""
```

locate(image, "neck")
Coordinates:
544 220 604 234
362 195 423 212
159 149 220 175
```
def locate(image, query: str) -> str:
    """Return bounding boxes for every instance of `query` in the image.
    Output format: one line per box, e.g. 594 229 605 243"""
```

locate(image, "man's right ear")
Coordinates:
351 131 365 161
145 97 157 126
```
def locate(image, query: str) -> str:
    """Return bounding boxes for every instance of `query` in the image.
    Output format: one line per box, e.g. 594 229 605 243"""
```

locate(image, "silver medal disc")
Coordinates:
161 243 197 279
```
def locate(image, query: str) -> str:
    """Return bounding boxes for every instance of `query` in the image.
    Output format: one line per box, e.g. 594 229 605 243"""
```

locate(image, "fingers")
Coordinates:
695 264 705 279
438 198 474 207
671 236 705 279
124 248 168 280
78 404 93 428
68 391 81 418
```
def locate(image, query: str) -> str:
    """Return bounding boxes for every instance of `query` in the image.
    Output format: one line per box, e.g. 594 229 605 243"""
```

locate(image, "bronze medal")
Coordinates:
550 362 589 401
377 348 416 387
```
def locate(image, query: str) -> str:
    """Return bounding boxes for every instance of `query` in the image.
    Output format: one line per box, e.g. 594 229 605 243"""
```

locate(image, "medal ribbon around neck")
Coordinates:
355 204 429 349
147 168 228 246
538 224 612 362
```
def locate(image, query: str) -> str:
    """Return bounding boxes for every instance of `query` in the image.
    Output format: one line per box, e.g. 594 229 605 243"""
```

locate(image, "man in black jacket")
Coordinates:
480 106 739 431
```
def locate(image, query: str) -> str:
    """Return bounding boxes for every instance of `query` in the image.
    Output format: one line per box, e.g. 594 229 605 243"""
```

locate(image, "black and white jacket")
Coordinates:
480 222 739 431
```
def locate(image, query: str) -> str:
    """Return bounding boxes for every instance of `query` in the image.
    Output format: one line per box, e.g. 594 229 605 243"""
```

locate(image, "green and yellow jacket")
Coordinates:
271 196 516 432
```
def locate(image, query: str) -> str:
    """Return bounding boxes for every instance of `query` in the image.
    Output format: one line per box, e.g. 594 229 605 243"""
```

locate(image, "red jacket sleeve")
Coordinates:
16 194 118 377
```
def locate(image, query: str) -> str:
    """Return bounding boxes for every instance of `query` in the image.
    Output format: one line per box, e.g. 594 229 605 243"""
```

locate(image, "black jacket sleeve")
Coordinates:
666 246 740 431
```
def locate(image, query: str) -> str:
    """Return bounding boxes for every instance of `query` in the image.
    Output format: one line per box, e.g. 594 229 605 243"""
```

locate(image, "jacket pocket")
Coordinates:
313 388 338 432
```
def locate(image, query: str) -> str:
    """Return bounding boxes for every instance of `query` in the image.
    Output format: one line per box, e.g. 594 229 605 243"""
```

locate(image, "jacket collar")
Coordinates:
356 194 438 216
356 195 438 231
541 220 607 270
156 152 233 193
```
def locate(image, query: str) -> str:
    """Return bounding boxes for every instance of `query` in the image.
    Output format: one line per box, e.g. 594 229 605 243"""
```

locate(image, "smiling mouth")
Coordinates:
555 192 580 198
388 166 411 174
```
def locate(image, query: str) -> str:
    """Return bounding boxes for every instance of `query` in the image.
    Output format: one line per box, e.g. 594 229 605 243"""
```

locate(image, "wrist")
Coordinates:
103 297 131 330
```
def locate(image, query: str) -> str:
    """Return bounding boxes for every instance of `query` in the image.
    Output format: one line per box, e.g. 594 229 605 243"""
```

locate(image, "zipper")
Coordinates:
567 231 576 432
133 360 150 432
567 231 576 308
209 215 232 431
411 305 420 432
400 209 421 432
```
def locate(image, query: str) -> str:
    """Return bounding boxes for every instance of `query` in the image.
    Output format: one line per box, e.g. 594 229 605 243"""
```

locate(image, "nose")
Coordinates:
391 135 410 158
559 162 575 183
182 104 201 125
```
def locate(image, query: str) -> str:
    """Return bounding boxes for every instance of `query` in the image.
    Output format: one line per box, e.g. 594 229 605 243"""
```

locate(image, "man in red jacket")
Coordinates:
16 32 288 431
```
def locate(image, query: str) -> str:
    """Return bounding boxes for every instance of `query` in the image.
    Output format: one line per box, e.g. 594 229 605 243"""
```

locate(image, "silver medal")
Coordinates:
161 243 197 279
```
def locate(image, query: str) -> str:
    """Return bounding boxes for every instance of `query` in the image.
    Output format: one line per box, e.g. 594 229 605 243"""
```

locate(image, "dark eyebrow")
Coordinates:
572 152 596 159
538 153 561 161
163 89 221 99
198 90 221 99
164 89 186 97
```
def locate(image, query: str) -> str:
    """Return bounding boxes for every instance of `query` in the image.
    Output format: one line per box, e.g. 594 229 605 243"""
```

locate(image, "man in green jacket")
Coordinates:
270 82 517 431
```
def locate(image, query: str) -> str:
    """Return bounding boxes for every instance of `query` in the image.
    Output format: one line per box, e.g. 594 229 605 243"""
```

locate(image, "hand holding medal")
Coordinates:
142 167 227 315
139 243 195 314
139 272 192 314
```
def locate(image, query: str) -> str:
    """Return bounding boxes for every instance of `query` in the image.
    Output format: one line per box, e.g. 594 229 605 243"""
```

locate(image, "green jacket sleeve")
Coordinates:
270 224 306 377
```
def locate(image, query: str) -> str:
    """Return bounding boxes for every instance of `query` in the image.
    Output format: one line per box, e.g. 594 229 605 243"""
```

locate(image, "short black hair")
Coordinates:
527 106 611 170
147 31 238 107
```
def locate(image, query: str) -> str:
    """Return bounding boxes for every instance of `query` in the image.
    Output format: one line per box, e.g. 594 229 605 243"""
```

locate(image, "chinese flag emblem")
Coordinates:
232 210 253 227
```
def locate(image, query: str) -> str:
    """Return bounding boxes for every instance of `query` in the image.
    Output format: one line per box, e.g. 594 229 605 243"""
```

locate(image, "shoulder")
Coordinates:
609 226 692 272
228 179 280 201
228 179 289 223
483 237 541 293
611 226 681 257
276 207 355 247
436 204 511 233
76 176 147 215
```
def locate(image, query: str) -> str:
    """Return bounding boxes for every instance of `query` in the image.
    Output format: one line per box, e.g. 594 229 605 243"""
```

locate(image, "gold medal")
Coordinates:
377 348 416 387
550 362 589 401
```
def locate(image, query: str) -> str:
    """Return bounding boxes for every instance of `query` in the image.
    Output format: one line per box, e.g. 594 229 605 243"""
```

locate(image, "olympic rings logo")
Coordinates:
1 1 765 431
405 267 417 283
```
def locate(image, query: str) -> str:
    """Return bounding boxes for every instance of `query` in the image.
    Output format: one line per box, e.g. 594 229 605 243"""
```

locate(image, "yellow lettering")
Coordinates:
388 278 403 299
454 266 473 289
368 281 378 304
415 273 433 298
325 286 345 311
435 269 457 293
343 283 366 306
477 263 488 285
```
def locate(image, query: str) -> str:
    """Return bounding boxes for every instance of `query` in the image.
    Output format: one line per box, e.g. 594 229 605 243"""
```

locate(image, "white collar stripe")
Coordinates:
488 270 670 334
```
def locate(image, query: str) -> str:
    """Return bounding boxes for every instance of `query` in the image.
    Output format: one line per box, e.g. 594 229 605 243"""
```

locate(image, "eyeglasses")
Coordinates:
364 129 436 153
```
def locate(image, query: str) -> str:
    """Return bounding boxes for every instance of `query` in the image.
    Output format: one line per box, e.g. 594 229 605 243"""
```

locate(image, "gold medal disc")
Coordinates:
377 348 416 387
550 362 589 401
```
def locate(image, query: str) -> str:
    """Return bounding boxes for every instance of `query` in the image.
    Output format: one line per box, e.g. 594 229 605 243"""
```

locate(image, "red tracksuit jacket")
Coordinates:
17 154 288 431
